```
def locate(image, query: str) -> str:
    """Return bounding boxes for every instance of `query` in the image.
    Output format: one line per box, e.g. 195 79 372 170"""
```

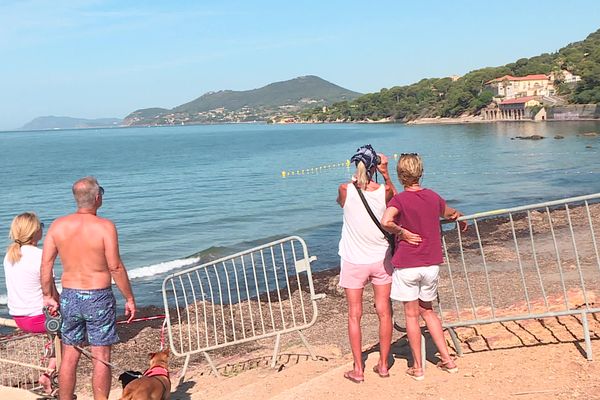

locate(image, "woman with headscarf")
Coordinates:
337 144 419 382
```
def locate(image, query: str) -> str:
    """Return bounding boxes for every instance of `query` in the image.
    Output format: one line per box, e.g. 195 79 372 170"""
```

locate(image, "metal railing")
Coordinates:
439 193 600 360
0 318 61 392
162 236 324 377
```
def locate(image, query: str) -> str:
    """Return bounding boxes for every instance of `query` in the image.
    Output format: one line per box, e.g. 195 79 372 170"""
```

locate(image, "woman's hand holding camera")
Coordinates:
376 153 389 175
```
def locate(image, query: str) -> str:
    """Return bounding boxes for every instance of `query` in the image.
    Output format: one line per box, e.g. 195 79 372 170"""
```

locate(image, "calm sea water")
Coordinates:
1 122 599 316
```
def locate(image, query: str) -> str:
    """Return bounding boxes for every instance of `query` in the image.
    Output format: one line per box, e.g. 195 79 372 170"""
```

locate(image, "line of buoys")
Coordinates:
281 154 411 178
282 159 352 178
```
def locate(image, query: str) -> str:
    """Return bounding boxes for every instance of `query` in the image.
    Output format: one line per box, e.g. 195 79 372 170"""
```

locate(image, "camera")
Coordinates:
43 306 62 334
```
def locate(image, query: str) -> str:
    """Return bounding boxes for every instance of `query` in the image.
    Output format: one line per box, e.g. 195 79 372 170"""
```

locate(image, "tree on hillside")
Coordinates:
300 28 600 121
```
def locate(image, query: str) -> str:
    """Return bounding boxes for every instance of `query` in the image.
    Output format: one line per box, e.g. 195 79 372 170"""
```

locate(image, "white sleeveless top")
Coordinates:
3 245 44 316
338 183 389 263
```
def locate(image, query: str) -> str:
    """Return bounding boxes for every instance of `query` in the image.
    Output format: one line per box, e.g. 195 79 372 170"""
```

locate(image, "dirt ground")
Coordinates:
3 202 600 400
100 273 600 400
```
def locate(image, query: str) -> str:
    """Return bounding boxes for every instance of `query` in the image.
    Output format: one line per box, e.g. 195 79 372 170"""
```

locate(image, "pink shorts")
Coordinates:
13 314 46 334
339 257 393 289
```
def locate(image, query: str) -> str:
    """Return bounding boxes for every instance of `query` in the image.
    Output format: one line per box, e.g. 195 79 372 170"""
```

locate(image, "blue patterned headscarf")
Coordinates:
350 144 378 171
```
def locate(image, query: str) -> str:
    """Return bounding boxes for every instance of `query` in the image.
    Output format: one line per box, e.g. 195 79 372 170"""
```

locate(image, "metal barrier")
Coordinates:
439 193 600 360
0 318 61 393
162 236 325 377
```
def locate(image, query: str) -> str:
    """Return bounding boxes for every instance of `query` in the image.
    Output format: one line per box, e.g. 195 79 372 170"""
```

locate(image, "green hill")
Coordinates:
124 76 361 126
301 28 600 122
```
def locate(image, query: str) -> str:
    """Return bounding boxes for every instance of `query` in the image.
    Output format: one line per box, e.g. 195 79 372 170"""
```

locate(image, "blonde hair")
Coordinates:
397 154 423 186
72 176 101 208
6 212 42 264
355 162 370 190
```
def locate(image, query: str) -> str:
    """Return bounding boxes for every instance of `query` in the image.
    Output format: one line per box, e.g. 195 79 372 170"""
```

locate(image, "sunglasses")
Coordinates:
401 153 419 156
40 222 45 229
99 186 105 196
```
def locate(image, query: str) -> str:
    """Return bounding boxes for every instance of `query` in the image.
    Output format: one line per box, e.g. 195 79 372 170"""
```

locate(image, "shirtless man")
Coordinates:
41 176 136 400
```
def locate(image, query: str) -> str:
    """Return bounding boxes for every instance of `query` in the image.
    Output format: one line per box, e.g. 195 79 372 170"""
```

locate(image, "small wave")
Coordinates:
128 257 200 279
0 294 7 305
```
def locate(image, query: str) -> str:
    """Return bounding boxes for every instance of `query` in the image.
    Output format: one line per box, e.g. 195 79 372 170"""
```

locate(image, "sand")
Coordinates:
3 203 600 399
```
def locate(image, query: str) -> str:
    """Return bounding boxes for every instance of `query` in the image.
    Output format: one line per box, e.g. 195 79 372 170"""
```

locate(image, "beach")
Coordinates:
5 272 596 400
3 201 599 399
2 301 599 400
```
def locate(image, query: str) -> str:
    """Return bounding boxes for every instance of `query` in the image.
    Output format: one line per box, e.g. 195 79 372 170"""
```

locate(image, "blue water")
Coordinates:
1 122 599 316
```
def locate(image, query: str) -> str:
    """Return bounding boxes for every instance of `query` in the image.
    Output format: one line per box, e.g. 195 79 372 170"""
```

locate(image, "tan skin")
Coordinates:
337 153 423 382
381 181 467 376
22 224 58 394
41 183 135 400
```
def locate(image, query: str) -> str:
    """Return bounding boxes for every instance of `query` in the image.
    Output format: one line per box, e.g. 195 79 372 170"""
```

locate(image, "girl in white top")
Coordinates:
3 212 58 394
337 144 397 382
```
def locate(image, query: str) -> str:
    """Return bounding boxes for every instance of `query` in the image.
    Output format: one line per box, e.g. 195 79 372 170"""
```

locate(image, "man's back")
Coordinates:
50 212 113 290
41 176 136 400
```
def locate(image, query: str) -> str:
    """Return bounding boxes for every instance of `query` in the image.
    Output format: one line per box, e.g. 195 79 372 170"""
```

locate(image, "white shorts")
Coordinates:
390 265 440 302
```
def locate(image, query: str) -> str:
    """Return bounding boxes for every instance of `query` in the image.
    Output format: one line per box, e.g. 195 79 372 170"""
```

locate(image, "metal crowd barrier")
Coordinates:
439 193 600 360
0 318 61 393
162 236 324 377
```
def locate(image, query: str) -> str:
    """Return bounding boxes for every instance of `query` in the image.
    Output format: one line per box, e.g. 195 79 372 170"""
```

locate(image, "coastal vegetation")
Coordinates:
300 28 600 122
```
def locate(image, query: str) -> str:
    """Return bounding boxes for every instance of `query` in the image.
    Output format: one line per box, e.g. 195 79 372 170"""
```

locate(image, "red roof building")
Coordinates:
485 74 554 100
499 96 539 105
486 74 549 84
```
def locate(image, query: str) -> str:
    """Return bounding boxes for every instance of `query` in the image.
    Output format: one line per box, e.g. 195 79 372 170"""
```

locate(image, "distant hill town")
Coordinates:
123 75 362 126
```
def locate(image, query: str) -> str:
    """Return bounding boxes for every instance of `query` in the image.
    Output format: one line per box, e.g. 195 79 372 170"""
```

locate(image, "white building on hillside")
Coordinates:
485 74 555 100
549 70 582 84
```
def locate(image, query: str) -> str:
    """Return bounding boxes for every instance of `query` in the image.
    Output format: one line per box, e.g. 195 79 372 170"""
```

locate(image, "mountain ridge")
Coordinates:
21 116 122 131
124 75 361 126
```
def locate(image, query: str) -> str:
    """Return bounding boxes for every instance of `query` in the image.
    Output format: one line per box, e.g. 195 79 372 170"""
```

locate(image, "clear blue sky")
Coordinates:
1 0 600 130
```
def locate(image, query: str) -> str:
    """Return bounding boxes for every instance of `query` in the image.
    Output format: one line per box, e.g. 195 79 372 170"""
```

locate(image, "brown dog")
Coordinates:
119 348 171 400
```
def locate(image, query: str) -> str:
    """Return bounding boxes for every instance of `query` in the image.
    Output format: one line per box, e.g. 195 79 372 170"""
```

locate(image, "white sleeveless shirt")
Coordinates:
338 183 389 263
3 245 44 316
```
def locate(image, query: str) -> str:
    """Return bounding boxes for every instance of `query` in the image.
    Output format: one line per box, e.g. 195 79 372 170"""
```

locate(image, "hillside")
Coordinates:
21 116 122 131
123 76 361 126
301 28 600 122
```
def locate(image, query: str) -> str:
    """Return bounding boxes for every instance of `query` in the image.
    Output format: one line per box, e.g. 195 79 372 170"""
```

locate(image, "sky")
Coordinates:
1 0 600 130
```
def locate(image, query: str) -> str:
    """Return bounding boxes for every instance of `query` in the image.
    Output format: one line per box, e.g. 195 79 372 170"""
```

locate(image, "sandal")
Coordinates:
406 366 424 381
372 364 390 378
343 370 364 383
437 360 458 373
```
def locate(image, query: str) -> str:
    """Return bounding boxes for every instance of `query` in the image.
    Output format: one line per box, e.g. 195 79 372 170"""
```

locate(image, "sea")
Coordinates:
1 121 599 318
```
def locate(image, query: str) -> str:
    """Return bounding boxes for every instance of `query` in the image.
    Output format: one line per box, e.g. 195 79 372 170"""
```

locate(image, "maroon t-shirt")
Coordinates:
387 189 446 268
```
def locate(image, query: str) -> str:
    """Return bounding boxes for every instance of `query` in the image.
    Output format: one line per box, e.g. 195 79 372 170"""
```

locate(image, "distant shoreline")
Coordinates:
5 117 600 134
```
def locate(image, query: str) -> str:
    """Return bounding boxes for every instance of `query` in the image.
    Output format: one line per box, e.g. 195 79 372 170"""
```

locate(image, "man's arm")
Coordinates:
41 226 60 313
104 221 136 322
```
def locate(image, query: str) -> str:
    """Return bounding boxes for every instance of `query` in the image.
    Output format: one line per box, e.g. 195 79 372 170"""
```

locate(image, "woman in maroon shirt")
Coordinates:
382 153 467 381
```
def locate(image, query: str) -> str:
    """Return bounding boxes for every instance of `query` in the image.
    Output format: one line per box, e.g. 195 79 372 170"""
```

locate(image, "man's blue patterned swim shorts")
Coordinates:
60 287 119 346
